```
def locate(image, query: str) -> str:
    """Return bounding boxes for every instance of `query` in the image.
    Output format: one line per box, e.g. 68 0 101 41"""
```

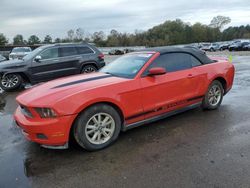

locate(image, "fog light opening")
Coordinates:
36 133 48 140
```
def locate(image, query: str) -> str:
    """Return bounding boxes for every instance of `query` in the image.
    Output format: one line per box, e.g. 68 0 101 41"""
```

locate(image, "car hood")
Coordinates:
10 52 29 55
16 72 129 106
0 59 25 68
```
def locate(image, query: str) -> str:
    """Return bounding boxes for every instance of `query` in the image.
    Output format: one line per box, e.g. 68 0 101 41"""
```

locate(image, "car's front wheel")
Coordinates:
0 74 23 91
73 104 121 151
202 80 224 110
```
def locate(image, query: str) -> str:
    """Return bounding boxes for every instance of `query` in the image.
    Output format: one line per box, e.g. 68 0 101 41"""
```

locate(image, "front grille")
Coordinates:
20 105 33 118
17 55 24 59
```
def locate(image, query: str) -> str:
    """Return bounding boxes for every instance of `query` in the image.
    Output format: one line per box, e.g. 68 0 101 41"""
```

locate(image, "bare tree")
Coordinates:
76 28 84 41
209 15 231 30
67 29 75 41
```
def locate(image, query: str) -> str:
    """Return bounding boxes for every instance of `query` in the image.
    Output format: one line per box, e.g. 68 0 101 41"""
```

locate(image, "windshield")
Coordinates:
22 46 45 61
12 47 31 53
100 53 153 78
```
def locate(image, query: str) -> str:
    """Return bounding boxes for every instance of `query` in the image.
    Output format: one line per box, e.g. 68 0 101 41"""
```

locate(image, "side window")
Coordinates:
60 47 78 57
77 47 94 54
40 48 58 60
148 55 167 69
148 53 192 73
191 56 202 67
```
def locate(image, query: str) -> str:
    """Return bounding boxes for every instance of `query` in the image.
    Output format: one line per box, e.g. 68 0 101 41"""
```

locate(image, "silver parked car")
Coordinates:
9 47 32 60
200 43 220 52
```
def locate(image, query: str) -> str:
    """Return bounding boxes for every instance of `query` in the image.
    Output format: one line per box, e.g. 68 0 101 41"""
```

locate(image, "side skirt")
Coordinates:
122 102 201 131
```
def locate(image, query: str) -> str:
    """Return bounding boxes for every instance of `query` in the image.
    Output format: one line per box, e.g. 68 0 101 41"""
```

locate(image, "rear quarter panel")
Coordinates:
195 59 235 95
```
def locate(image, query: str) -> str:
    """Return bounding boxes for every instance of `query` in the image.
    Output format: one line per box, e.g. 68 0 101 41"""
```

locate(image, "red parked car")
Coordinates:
14 47 235 151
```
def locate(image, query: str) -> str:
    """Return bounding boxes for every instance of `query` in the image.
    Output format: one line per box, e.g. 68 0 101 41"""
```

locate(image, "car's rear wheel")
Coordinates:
202 80 224 110
73 104 121 151
81 64 97 74
0 73 23 91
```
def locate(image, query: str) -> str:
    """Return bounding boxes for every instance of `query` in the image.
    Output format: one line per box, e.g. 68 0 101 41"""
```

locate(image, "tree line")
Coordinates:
0 16 250 47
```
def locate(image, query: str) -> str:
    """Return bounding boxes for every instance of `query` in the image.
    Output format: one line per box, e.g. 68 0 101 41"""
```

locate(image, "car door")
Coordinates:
57 46 82 76
76 46 96 68
189 54 208 97
140 52 201 119
30 47 60 82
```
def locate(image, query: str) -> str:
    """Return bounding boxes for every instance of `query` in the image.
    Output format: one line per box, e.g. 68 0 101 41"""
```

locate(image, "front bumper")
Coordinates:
14 106 77 147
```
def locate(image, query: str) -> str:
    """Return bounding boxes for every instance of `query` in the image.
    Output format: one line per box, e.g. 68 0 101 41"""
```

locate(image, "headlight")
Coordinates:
20 105 33 118
35 108 57 118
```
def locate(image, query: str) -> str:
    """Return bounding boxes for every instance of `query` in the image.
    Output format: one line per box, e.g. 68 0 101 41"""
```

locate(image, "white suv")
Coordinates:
9 47 32 60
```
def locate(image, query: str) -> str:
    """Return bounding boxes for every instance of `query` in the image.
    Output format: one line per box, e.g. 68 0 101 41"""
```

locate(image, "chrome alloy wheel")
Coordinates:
208 85 222 106
85 113 115 145
82 66 96 73
1 74 19 88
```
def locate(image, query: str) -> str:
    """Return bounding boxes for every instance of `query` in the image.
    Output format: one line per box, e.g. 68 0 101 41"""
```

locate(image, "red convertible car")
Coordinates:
14 47 235 151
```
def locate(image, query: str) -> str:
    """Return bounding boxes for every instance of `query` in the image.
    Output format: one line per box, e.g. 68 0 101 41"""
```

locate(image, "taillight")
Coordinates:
98 53 104 60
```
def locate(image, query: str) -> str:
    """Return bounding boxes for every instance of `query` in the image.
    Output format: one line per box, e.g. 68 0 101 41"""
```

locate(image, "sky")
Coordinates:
0 0 250 41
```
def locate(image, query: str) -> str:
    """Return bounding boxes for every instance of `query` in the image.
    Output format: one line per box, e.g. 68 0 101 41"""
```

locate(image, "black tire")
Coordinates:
81 64 97 74
0 73 23 91
73 104 121 151
202 80 224 110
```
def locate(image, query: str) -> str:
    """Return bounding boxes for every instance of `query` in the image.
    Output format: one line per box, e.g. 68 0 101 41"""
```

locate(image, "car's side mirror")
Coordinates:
34 55 42 62
148 67 166 76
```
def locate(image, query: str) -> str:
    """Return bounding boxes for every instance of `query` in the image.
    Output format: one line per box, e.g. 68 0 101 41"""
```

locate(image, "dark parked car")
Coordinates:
243 43 250 51
109 49 124 55
0 55 6 62
0 43 105 91
124 48 135 53
219 43 230 51
229 42 250 51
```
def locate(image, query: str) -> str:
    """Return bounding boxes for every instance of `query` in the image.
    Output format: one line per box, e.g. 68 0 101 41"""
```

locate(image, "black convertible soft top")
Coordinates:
140 46 214 64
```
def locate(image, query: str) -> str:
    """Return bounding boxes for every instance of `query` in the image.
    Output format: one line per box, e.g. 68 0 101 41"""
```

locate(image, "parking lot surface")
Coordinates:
0 54 250 188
